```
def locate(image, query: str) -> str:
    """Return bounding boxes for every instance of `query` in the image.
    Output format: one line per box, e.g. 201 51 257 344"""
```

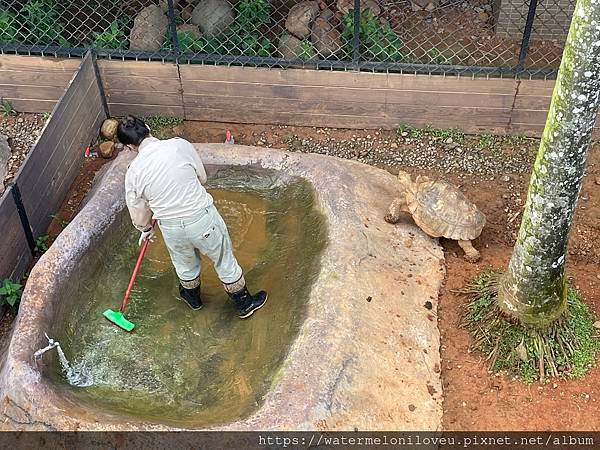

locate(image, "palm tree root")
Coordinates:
458 271 599 384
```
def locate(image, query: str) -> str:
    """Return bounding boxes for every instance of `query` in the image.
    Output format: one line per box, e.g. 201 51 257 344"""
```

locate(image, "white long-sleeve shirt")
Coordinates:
125 137 213 230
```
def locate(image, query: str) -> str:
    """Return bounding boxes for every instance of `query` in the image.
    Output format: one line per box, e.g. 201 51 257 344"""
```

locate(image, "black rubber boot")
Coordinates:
228 286 268 319
178 284 203 310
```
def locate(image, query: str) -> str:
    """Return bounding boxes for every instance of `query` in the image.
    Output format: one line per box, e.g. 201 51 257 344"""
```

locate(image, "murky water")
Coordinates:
47 168 326 427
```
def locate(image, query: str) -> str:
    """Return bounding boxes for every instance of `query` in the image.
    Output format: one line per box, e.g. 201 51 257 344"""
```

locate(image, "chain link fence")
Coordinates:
0 0 576 77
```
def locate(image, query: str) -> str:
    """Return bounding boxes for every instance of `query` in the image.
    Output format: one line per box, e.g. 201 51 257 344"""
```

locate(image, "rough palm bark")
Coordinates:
498 0 600 326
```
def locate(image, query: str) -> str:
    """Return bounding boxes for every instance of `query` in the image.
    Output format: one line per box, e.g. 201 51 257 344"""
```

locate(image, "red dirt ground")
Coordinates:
2 121 599 431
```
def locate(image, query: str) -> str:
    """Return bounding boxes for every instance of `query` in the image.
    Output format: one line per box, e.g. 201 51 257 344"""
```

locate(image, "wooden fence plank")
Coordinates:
0 85 66 102
105 90 182 107
101 75 182 94
185 106 396 129
0 70 74 87
183 94 387 117
108 103 184 118
97 59 178 78
181 80 514 109
0 55 79 114
179 64 388 88
0 55 80 73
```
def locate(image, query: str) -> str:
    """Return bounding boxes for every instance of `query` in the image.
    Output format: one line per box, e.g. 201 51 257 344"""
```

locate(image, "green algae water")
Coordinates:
48 168 326 427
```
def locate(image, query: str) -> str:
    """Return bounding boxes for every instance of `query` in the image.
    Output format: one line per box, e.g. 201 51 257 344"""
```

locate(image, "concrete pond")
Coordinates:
0 145 445 430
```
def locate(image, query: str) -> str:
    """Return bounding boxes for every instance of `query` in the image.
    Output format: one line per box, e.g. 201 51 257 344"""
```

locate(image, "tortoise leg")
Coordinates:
458 240 481 263
384 198 405 224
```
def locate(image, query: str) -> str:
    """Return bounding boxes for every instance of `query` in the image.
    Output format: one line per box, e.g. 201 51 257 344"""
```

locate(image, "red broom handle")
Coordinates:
120 219 156 313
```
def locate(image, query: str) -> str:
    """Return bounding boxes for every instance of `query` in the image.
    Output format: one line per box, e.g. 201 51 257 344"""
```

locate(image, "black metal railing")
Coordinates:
0 0 576 78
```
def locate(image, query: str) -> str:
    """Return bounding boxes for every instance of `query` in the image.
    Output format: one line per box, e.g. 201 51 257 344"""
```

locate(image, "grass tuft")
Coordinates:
143 116 183 139
460 271 599 384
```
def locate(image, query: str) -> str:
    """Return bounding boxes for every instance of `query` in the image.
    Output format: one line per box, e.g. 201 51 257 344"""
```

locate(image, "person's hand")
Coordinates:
138 226 155 246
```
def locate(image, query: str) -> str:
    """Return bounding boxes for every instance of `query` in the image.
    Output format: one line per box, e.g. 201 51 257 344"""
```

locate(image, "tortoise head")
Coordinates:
397 170 416 194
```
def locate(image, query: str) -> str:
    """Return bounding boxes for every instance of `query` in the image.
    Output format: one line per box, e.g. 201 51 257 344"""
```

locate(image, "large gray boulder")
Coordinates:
285 1 320 39
277 33 303 59
0 134 9 195
129 5 169 51
191 0 234 38
311 10 341 58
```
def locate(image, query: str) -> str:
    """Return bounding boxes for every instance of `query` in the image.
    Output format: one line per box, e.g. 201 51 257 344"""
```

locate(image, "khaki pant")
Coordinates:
157 204 243 288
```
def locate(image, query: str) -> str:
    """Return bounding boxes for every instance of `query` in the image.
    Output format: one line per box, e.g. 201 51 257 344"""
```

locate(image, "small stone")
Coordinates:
593 321 600 329
100 118 119 140
99 141 115 158
401 132 408 137
424 301 433 310
477 12 489 23
408 404 416 411
391 142 398 149
502 175 511 182
445 137 453 144
595 176 600 185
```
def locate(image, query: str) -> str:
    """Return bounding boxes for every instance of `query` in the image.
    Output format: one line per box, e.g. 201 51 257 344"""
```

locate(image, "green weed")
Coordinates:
298 40 317 61
426 47 454 65
20 0 69 46
34 234 49 253
169 0 273 57
143 115 183 139
92 20 127 49
0 10 19 44
462 272 600 383
0 279 23 309
341 10 402 62
1 98 15 117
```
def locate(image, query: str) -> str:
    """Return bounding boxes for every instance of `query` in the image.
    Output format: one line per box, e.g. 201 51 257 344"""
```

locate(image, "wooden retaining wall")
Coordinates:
0 53 106 281
0 56 80 113
96 60 564 137
0 56 570 136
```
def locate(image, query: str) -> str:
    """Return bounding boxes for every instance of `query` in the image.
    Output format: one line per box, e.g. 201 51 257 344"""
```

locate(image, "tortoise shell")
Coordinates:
406 177 485 241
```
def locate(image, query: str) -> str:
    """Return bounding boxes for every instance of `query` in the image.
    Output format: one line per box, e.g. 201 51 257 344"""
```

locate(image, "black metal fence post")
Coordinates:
516 0 539 73
9 182 36 255
167 0 180 60
353 0 361 70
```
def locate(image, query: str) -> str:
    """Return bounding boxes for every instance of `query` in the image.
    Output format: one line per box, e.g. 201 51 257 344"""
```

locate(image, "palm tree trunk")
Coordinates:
498 0 600 326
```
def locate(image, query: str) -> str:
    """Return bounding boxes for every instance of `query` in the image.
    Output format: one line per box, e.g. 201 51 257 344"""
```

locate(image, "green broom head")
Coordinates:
103 309 135 332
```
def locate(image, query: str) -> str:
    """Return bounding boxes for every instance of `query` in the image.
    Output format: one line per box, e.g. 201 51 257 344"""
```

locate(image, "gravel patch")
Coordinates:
0 113 46 190
279 127 538 177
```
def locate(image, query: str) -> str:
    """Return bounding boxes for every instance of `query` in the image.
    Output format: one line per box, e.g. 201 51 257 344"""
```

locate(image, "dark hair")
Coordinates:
117 115 149 146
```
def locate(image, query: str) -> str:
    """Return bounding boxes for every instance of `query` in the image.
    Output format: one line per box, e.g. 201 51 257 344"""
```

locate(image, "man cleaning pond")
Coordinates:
117 115 267 318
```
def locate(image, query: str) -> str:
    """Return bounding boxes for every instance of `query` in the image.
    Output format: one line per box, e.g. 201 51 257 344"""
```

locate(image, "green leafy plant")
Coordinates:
477 133 496 149
143 115 183 139
426 47 454 65
93 20 127 49
172 0 274 57
1 98 16 117
20 0 69 46
297 40 317 61
342 10 403 62
0 10 19 44
34 234 49 253
0 279 23 309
